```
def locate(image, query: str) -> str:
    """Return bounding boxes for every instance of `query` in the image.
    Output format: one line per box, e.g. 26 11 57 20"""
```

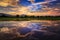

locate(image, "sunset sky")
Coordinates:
0 0 60 16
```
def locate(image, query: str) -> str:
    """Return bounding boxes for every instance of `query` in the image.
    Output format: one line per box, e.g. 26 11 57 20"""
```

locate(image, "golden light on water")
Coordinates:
0 27 10 32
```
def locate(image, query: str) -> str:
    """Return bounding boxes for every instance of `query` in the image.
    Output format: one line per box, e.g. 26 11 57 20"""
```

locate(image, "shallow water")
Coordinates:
0 20 60 40
0 20 60 27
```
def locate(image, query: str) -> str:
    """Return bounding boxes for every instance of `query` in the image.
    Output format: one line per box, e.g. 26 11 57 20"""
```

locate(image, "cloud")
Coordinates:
26 0 60 16
27 0 57 12
0 0 60 16
46 0 56 1
0 0 19 7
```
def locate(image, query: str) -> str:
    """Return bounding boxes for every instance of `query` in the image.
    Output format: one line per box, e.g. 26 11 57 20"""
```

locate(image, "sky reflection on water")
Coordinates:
0 20 60 40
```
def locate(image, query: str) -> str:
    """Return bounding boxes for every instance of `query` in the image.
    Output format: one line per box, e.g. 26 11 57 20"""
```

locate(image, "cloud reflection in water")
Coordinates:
0 21 60 40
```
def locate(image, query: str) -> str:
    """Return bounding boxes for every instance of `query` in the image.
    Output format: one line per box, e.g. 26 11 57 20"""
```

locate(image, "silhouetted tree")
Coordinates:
2 14 7 17
16 15 20 17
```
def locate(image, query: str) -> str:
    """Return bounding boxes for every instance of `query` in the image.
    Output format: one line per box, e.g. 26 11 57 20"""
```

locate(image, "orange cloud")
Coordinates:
0 0 19 7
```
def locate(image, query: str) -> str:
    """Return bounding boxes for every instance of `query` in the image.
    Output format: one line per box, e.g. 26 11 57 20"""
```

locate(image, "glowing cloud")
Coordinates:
0 0 60 16
0 0 19 7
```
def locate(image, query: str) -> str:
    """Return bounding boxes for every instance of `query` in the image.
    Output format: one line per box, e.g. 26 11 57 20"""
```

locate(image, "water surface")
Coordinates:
0 20 60 40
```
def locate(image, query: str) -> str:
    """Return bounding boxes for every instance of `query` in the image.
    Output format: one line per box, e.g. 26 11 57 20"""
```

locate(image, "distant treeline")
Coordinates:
0 14 60 18
0 13 60 20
